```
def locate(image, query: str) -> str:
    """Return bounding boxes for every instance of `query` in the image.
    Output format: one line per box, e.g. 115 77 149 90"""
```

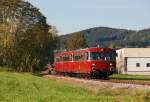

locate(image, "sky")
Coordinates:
27 0 150 35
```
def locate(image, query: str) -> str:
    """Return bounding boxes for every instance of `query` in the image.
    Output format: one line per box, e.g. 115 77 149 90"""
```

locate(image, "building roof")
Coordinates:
117 48 150 57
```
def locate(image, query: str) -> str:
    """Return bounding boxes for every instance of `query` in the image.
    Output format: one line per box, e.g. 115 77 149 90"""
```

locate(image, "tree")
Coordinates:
66 32 88 51
108 43 116 49
46 26 59 64
0 0 58 72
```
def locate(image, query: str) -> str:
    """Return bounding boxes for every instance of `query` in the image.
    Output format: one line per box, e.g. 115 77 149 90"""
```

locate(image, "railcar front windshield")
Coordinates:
90 52 116 61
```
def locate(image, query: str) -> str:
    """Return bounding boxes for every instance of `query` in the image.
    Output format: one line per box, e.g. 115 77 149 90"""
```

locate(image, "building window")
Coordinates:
146 63 150 67
136 63 140 67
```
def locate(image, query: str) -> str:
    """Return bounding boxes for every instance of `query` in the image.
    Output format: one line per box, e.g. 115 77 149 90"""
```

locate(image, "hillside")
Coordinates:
59 27 150 49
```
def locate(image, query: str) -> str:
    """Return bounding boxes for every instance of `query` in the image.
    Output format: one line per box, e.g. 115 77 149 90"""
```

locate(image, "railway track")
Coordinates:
45 74 150 87
46 72 150 86
98 79 150 86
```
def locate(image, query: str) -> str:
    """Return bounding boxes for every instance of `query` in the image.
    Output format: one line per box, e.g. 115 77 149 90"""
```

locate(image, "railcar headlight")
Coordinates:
110 63 112 66
92 63 96 67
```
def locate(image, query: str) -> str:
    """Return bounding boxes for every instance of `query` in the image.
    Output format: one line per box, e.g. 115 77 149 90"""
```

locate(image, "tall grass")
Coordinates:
110 74 150 80
0 72 149 102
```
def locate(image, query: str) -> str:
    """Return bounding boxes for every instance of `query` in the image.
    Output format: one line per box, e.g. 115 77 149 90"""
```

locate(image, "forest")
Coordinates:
59 27 150 49
0 0 58 72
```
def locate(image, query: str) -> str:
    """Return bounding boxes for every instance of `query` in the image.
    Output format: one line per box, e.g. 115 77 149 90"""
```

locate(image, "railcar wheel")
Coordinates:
101 73 109 80
91 71 99 79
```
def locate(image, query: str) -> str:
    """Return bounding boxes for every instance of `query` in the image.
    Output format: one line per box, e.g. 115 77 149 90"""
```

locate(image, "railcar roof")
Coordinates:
55 47 114 57
72 47 113 52
55 51 73 57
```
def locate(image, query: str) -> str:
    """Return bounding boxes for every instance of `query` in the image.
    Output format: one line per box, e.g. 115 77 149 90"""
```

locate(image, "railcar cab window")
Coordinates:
90 52 103 60
90 52 116 61
104 53 116 61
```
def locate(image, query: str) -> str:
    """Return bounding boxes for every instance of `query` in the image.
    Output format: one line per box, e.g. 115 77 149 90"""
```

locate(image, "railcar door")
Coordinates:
73 53 80 73
68 54 73 73
55 56 62 72
62 54 72 73
79 52 91 73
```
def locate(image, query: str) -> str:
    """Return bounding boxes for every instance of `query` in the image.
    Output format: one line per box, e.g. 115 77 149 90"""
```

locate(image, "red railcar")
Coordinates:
54 47 116 79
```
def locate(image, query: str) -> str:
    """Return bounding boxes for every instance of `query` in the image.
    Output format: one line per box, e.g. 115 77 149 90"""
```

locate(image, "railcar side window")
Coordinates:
73 53 88 61
84 52 88 60
62 55 72 62
55 57 61 62
73 55 82 61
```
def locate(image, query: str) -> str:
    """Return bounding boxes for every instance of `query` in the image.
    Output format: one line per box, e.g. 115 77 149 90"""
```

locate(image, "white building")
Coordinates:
116 48 150 75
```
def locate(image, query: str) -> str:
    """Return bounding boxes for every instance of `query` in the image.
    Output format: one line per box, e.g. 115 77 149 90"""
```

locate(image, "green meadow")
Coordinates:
0 71 150 102
110 74 150 80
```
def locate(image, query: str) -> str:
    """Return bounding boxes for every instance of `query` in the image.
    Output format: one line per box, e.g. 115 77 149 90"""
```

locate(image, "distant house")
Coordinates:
116 48 150 75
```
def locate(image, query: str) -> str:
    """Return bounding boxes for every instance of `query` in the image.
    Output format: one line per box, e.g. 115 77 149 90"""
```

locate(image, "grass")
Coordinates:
110 74 150 80
0 71 150 102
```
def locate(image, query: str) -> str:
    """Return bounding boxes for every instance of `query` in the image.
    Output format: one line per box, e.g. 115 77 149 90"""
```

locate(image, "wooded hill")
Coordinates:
59 27 150 49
